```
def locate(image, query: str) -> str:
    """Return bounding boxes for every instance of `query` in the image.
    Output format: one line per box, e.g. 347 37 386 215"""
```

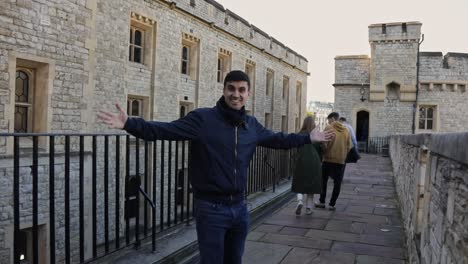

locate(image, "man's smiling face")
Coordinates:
223 81 250 110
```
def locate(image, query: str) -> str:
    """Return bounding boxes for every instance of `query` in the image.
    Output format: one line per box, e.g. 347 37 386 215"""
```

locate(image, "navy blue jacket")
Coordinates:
124 105 311 203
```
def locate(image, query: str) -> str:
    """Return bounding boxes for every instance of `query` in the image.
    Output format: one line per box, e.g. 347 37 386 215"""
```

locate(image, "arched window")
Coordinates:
131 100 140 117
181 46 189 75
129 27 144 63
14 70 32 133
217 58 223 83
127 97 143 117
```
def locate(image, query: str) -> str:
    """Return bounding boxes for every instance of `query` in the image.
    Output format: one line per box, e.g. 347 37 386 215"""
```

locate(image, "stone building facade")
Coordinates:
307 101 334 131
0 0 308 263
334 22 468 143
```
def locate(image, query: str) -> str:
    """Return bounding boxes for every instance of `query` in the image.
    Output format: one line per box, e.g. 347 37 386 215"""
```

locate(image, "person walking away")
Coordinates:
292 116 323 215
338 117 357 150
315 112 352 211
339 116 361 163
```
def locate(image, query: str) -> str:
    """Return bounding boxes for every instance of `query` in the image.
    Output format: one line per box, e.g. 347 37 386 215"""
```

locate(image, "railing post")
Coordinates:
92 136 97 257
49 136 56 263
115 136 121 250
13 136 20 264
167 141 172 227
32 136 39 264
160 140 165 231
104 135 109 252
134 138 140 248
152 141 157 252
144 140 149 236
79 135 85 263
65 135 70 264
125 135 130 245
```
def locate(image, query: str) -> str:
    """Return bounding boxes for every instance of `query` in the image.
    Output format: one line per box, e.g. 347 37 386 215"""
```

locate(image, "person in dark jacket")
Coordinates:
292 116 323 215
98 70 334 264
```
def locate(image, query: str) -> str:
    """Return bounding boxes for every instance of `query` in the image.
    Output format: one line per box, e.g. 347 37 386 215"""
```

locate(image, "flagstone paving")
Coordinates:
243 154 406 264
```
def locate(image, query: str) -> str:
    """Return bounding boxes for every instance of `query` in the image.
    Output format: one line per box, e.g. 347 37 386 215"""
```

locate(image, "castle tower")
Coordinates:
368 22 422 102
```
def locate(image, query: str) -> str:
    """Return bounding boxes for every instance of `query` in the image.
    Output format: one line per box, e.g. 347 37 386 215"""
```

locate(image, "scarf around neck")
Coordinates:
216 96 246 127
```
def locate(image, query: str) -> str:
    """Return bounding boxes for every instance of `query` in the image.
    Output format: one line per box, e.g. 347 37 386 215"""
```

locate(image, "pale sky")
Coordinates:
217 0 468 103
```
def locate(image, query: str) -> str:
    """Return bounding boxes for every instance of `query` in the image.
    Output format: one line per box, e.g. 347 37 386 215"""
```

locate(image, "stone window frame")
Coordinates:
181 45 190 75
245 60 256 113
281 115 287 133
296 81 302 105
127 95 149 119
217 48 232 83
264 112 272 129
295 116 300 133
266 69 274 96
181 33 200 80
179 101 194 118
245 60 256 89
282 75 289 100
14 68 35 133
417 104 438 132
6 53 55 153
129 13 155 67
129 26 145 63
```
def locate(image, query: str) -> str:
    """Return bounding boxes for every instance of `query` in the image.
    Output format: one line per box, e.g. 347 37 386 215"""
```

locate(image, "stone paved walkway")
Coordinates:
243 154 406 264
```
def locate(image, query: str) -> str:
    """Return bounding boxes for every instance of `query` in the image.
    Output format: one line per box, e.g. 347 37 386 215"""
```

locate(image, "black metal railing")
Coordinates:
358 136 390 155
0 133 293 264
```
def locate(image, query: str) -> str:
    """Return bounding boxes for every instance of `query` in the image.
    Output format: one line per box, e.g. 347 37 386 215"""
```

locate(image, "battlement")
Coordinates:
420 51 468 82
169 0 308 70
369 21 422 42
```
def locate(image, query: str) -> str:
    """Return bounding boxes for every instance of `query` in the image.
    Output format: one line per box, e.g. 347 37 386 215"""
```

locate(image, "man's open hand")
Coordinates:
309 129 335 143
97 103 128 129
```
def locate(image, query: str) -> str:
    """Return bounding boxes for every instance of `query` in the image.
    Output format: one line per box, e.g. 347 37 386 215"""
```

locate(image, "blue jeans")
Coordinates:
194 199 249 264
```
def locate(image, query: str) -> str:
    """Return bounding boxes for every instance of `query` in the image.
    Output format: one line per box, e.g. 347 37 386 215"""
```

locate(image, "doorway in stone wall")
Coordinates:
356 110 369 151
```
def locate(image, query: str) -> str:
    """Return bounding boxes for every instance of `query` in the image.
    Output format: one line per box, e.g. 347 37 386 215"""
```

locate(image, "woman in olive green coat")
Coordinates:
292 116 323 215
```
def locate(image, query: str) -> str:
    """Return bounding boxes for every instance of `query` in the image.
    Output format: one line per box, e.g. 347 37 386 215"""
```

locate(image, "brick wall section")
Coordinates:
390 133 468 264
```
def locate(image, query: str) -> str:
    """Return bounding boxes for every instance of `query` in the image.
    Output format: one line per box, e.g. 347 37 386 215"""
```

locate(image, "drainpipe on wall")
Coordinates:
412 34 424 134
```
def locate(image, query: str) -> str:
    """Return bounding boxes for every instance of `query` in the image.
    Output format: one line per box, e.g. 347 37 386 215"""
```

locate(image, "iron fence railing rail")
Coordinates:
0 132 293 263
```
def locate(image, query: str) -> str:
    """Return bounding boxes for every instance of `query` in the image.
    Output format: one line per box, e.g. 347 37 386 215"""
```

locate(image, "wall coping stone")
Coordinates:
368 21 422 27
445 52 468 58
393 132 468 166
335 55 370 60
420 52 443 57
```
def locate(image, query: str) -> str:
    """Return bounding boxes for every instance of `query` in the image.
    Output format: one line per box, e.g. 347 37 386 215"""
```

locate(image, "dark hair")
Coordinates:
339 117 347 122
224 70 250 89
299 116 316 133
327 112 339 120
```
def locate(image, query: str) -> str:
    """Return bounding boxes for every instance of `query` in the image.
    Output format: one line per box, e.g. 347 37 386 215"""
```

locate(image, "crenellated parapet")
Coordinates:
420 52 468 84
166 0 308 72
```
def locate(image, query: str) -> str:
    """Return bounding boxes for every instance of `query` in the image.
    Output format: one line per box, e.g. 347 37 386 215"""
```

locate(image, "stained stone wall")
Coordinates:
334 22 468 138
390 133 468 264
0 0 308 263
